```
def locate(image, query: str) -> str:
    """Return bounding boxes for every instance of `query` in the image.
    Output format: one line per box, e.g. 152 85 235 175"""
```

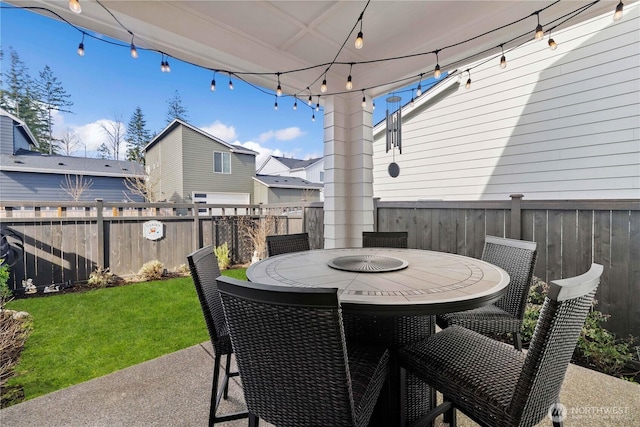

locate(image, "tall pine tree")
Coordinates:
34 65 73 154
165 90 189 125
126 107 152 163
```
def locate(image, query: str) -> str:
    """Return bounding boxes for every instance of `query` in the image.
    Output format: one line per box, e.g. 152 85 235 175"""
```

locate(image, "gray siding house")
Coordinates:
144 119 258 204
0 109 145 202
253 174 323 204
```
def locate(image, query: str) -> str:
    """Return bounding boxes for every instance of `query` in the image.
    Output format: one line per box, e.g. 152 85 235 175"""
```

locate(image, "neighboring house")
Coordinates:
372 7 640 201
144 119 258 204
0 109 145 202
257 155 325 184
253 174 323 204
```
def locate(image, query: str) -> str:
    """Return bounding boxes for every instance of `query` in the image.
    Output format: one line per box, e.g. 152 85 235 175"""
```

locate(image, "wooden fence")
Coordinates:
1 196 637 339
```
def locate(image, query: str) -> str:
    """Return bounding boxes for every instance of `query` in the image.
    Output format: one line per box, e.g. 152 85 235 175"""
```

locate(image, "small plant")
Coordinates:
174 264 190 275
138 260 165 281
87 266 116 288
0 261 12 309
237 215 279 260
214 243 231 270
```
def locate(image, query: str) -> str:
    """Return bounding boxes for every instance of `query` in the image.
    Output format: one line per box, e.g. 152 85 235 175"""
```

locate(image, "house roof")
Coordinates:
1 108 39 149
1 149 145 178
257 155 323 173
253 174 323 190
144 118 257 155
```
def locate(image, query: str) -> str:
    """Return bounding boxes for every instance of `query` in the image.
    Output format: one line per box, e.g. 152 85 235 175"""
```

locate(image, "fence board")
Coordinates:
577 210 593 277
609 211 631 336
547 210 563 282
593 210 612 317
561 210 578 279
532 210 548 283
629 211 640 338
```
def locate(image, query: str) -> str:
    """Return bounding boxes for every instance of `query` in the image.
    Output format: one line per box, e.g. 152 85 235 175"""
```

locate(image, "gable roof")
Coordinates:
1 148 145 178
144 118 257 155
0 108 39 149
253 174 323 190
256 155 323 174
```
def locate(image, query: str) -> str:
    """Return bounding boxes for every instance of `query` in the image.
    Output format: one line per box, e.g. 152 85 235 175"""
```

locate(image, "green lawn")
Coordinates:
6 268 247 402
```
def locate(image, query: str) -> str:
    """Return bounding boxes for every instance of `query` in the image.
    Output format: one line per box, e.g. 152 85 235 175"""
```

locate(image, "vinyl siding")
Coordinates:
147 126 184 202
0 115 14 154
0 171 143 202
372 5 640 201
182 126 255 202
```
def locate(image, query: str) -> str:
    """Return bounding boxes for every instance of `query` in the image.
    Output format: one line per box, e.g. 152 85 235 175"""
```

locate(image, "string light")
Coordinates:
130 35 138 59
416 73 423 97
499 44 507 69
613 1 624 21
534 13 544 41
276 73 282 96
361 90 366 108
548 30 558 50
321 75 328 93
434 50 441 79
312 112 316 122
316 96 320 111
372 101 375 111
274 95 278 111
465 70 472 90
68 0 81 14
228 73 234 90
210 72 216 91
355 12 364 49
409 90 415 107
77 33 85 56
293 99 297 110
346 64 353 90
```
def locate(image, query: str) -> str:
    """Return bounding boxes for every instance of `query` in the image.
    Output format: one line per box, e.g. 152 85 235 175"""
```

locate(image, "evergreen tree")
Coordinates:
34 65 73 154
165 90 189 124
125 107 152 163
97 143 111 159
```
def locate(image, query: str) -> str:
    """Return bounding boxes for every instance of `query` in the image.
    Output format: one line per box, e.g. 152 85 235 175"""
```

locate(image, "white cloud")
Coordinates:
258 127 305 143
67 119 127 159
200 121 238 142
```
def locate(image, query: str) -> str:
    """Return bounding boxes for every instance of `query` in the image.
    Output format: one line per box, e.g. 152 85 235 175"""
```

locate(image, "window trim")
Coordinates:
213 151 231 174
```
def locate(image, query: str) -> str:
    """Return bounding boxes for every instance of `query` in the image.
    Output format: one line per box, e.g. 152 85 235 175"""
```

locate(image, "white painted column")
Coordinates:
323 94 375 248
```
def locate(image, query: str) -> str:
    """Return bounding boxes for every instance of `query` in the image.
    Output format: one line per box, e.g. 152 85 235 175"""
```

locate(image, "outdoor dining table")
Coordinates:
246 247 510 426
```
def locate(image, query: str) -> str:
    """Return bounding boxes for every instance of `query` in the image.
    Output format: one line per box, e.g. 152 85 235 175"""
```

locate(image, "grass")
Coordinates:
5 268 247 402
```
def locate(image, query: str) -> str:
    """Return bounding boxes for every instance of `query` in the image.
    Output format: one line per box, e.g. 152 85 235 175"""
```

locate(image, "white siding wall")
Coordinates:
258 158 289 175
372 5 640 201
305 160 325 183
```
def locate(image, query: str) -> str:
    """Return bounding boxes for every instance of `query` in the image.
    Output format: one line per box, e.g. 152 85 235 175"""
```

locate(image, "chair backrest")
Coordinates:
362 231 408 248
265 232 310 256
187 245 227 344
217 277 358 426
509 263 603 426
481 235 537 319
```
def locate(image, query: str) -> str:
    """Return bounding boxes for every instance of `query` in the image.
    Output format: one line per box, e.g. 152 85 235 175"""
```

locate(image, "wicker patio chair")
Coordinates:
217 276 390 427
362 231 408 248
187 246 249 426
265 232 310 256
436 235 537 350
398 264 603 427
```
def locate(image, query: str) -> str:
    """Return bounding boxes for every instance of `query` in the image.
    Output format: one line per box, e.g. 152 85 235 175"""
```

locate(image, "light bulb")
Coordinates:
69 0 81 14
307 95 312 106
346 75 353 91
613 1 623 21
229 79 234 90
372 101 375 111
312 113 315 122
321 79 327 93
276 84 282 97
535 24 544 41
77 42 84 56
548 38 558 50
293 101 297 111
316 102 320 111
416 84 422 97
500 55 507 69
274 101 278 111
361 95 366 108
160 61 166 72
130 43 138 59
210 79 216 91
355 31 363 49
410 97 414 107
465 78 471 90
434 64 441 79
165 61 170 72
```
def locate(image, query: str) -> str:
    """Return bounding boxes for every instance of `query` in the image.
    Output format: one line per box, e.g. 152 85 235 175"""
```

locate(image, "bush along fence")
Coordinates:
0 195 637 340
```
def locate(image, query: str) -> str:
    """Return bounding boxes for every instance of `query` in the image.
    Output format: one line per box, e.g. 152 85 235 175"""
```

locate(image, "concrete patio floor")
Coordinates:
1 341 638 427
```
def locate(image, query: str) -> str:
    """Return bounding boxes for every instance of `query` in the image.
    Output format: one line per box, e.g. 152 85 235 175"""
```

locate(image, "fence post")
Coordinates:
510 194 523 240
96 198 106 268
193 203 201 250
373 197 380 231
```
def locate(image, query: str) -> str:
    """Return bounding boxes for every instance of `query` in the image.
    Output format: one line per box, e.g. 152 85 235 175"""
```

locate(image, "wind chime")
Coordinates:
386 95 402 178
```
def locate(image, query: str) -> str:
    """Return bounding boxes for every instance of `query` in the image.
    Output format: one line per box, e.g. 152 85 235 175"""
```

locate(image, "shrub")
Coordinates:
138 260 164 281
87 266 116 288
214 243 231 270
174 264 190 275
0 261 12 309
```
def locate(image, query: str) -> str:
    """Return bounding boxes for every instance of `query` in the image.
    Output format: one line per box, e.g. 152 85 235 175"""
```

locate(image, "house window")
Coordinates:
213 152 231 174
319 171 325 182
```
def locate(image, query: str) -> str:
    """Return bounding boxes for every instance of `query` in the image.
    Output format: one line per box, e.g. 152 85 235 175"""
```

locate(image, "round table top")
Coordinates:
247 248 510 316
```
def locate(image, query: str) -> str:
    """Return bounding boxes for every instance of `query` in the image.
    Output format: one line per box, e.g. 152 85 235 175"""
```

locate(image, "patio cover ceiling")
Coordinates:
5 1 631 100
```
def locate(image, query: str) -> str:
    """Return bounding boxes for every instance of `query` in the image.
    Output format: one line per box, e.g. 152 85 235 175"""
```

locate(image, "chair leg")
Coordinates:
209 353 222 427
514 332 523 351
223 353 232 399
248 412 260 427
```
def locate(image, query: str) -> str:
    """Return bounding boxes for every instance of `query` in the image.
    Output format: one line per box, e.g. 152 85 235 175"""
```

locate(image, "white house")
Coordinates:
257 155 325 184
372 5 640 201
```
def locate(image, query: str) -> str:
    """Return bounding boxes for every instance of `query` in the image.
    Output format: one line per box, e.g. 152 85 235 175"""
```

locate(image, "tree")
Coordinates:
100 113 125 160
97 143 111 159
33 65 74 154
58 127 81 156
165 90 189 124
125 107 152 163
123 174 160 202
60 174 93 201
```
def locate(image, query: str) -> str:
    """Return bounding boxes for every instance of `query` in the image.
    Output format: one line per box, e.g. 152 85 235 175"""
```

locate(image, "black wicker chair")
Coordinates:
362 231 408 248
265 232 310 256
398 264 603 427
436 235 537 350
217 276 390 427
187 246 249 426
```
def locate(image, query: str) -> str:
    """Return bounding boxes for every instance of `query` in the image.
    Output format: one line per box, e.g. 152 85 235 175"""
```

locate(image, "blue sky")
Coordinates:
1 3 393 167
